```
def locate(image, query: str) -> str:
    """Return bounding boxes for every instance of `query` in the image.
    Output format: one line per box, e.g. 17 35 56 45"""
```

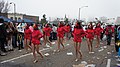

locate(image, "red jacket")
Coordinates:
57 26 66 38
24 29 32 40
94 27 103 36
73 28 85 42
105 26 114 35
85 29 94 39
32 30 43 45
43 27 52 36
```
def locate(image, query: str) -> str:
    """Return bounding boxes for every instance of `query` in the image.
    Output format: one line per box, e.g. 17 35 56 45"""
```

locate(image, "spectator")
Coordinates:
105 25 114 45
6 22 14 51
52 24 57 40
12 23 18 48
0 18 7 56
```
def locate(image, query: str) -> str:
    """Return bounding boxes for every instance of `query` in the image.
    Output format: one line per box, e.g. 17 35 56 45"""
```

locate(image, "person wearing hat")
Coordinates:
0 18 7 56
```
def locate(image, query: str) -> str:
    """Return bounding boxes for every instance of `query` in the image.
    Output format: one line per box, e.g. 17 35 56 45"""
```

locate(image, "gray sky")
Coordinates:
4 0 120 20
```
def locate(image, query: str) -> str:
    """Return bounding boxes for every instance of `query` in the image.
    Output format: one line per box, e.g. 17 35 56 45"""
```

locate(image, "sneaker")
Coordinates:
89 52 94 54
91 52 95 54
89 52 92 54
46 45 50 48
57 50 60 52
75 59 79 62
33 60 38 63
0 53 7 56
19 50 22 52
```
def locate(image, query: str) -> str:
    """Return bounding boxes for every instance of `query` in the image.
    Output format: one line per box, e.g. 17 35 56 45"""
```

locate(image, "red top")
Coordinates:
32 30 43 45
43 27 52 36
94 27 103 36
24 29 32 40
73 28 85 42
85 29 94 39
57 26 66 38
65 25 71 33
105 26 114 35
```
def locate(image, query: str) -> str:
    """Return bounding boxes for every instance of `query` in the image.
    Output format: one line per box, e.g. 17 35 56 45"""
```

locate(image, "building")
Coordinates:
7 13 39 23
8 13 23 21
0 13 8 17
23 14 39 23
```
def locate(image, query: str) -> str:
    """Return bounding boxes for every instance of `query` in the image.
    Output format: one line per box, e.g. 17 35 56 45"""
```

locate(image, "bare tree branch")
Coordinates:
0 0 5 13
2 1 10 13
0 0 10 13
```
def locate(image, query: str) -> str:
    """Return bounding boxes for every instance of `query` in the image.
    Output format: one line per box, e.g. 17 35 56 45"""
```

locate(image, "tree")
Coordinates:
41 14 47 25
0 0 10 13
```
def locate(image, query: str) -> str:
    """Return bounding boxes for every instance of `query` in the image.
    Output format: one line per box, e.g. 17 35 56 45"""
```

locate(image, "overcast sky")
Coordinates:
4 0 120 20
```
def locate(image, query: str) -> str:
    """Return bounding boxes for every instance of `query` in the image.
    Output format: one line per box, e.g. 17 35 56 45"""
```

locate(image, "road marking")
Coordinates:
106 59 111 67
0 48 50 64
0 43 70 64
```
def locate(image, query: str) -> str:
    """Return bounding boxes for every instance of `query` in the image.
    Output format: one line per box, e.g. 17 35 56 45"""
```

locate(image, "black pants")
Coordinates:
107 35 112 45
49 33 52 42
0 38 6 52
100 33 104 41
52 32 57 40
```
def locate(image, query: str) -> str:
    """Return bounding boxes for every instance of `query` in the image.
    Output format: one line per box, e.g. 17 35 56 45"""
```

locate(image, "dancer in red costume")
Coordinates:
65 23 71 40
57 22 66 52
24 23 32 53
31 24 44 63
43 23 52 47
72 21 85 61
94 22 103 48
85 23 94 53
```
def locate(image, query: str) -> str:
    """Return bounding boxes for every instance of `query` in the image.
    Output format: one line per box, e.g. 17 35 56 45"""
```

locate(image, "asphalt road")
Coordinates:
0 38 119 67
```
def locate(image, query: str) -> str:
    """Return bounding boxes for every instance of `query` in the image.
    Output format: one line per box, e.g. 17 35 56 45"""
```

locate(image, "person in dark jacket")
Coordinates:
0 18 7 56
105 25 114 45
115 25 119 52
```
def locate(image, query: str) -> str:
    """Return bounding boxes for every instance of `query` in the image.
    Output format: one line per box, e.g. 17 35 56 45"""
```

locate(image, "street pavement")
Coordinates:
0 38 119 67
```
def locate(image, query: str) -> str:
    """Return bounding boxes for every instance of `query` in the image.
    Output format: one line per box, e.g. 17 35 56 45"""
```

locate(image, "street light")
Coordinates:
78 6 88 20
10 2 16 21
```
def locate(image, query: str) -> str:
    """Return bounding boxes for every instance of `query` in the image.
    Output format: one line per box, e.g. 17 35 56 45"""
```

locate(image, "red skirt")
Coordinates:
24 36 31 40
32 39 40 45
57 34 64 38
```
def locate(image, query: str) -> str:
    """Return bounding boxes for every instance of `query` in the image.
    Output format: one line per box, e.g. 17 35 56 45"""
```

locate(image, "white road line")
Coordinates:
0 48 50 64
106 59 111 67
0 43 70 64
